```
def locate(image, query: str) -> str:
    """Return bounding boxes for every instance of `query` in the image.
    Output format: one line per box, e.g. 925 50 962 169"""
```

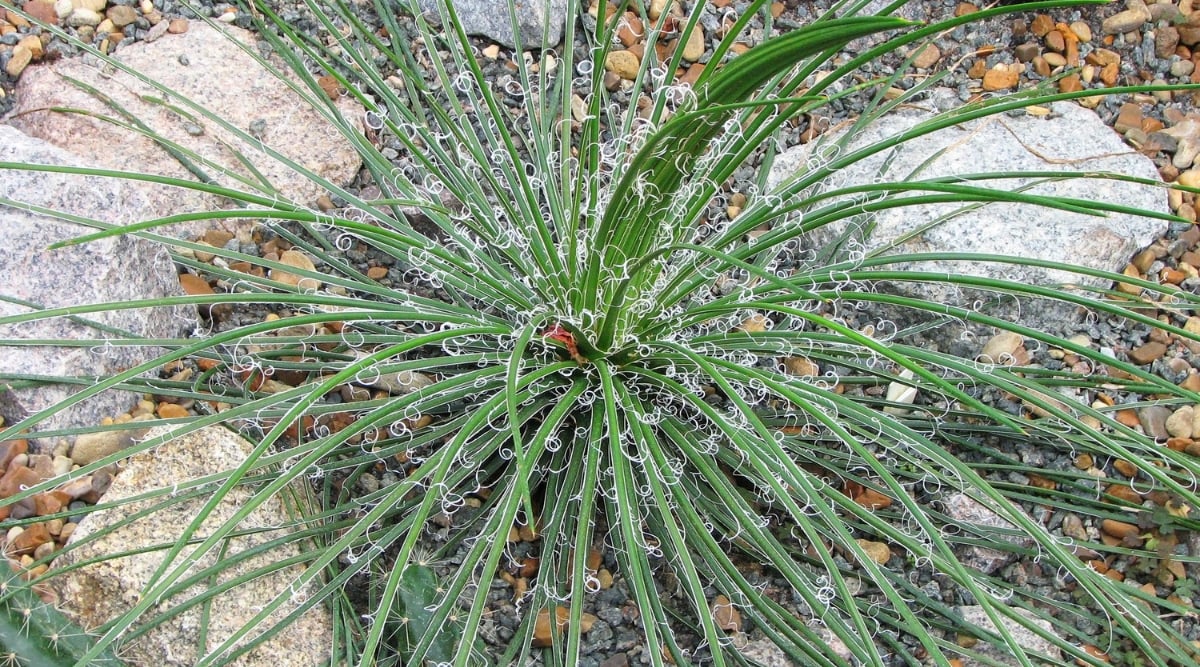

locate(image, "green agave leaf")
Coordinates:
590 15 916 350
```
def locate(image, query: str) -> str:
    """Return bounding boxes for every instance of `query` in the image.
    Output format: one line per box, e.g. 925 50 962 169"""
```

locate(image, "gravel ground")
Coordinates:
5 0 1200 665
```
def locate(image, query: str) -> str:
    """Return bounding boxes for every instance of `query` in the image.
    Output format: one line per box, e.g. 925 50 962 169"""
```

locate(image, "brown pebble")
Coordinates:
1102 5 1150 35
1114 103 1144 135
32 540 54 561
783 356 819 376
1014 42 1040 62
1058 73 1083 93
0 466 43 499
517 556 540 578
167 17 188 33
156 403 189 419
711 595 742 632
532 608 597 647
910 43 940 69
1128 341 1167 365
604 49 640 80
1100 519 1139 539
1044 29 1066 53
1030 14 1055 37
678 62 704 87
1069 20 1091 43
1043 52 1067 68
1181 372 1200 392
22 0 59 24
1159 26 1182 59
273 250 322 291
1027 473 1056 490
954 2 977 16
1086 48 1120 68
32 491 69 516
316 74 343 101
1131 248 1157 273
179 273 214 295
0 438 28 471
5 45 32 77
1179 25 1200 46
366 266 389 280
1100 62 1119 86
615 12 642 47
1113 459 1138 477
9 522 50 555
202 229 234 248
982 65 1019 91
518 520 539 542
1114 408 1141 428
855 538 891 565
56 475 93 500
1161 267 1188 285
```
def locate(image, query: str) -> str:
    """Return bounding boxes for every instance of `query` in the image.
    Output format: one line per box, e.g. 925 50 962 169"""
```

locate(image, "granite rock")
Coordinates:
0 126 192 447
955 605 1062 665
766 89 1166 331
52 425 332 666
419 0 569 48
5 23 363 238
940 492 1035 575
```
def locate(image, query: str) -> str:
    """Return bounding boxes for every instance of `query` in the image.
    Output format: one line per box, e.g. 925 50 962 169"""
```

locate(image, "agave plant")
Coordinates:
2 0 1200 664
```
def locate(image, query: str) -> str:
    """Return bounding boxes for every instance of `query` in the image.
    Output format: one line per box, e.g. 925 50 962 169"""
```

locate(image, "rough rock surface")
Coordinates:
766 89 1166 330
0 125 191 444
4 22 363 237
955 605 1062 666
419 0 569 48
940 492 1035 575
52 425 332 667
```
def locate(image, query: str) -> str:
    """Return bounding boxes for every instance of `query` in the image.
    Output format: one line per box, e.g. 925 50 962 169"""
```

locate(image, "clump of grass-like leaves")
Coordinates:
3 0 1200 665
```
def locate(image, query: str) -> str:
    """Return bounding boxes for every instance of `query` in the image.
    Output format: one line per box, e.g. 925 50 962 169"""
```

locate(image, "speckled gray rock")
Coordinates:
955 605 1062 665
419 0 568 47
766 89 1166 330
940 492 1034 575
737 636 797 665
5 23 363 237
0 126 192 447
52 425 332 666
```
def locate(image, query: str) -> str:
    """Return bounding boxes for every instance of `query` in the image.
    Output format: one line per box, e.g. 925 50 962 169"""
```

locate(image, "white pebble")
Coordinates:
67 7 102 26
1166 406 1194 439
53 455 73 477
